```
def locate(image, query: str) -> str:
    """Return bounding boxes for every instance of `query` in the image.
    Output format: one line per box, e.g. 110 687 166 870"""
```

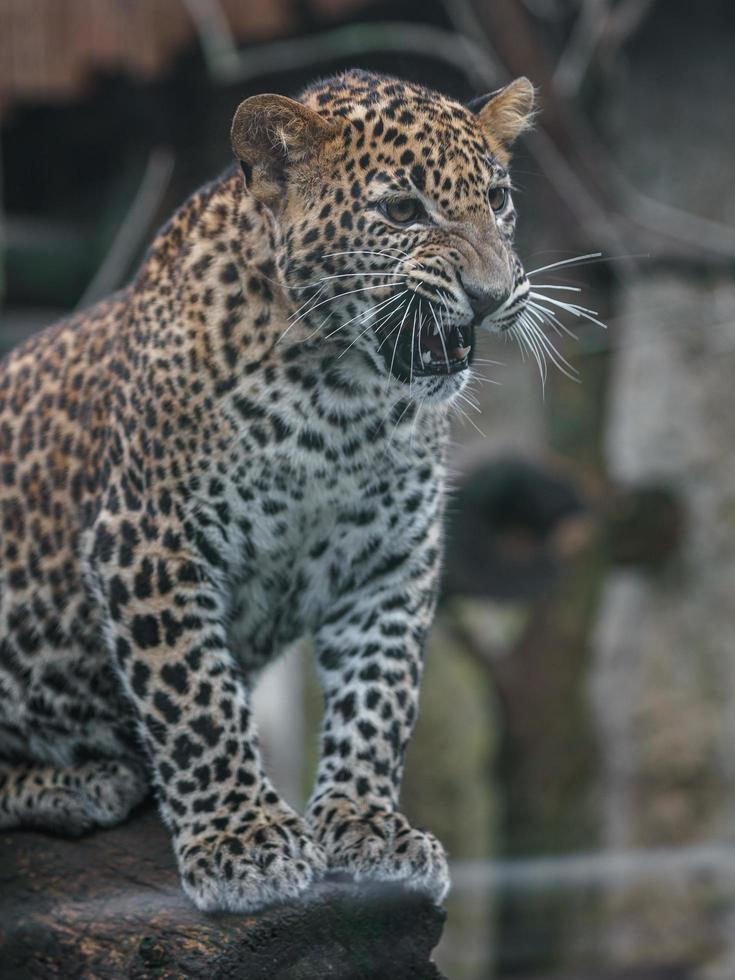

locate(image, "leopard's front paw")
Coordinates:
176 811 327 913
310 802 450 904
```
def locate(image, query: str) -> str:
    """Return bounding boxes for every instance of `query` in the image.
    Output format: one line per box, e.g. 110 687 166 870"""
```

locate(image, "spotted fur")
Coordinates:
0 70 534 911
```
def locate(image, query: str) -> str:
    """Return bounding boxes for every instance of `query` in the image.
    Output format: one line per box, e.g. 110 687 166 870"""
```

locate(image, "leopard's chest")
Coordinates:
225 509 346 669
220 445 428 670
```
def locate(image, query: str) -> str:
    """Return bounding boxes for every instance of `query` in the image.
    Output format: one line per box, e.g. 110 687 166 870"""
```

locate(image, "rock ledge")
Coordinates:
0 806 446 979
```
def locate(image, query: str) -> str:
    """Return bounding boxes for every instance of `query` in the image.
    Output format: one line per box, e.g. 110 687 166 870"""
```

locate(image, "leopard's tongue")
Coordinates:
420 328 470 361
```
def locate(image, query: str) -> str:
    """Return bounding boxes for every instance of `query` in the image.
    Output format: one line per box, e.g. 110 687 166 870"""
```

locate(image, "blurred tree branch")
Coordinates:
181 5 499 88
553 0 611 97
553 0 658 97
443 0 735 265
77 148 174 309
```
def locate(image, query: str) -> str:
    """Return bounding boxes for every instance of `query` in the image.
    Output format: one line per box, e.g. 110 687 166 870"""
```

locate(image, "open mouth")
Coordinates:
376 311 475 382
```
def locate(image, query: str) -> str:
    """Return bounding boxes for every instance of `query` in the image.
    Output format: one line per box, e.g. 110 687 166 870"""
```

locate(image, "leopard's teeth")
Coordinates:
421 350 432 365
456 346 471 359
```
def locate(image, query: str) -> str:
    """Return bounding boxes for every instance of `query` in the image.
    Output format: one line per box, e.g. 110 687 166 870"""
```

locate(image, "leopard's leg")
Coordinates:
94 535 325 913
0 759 148 835
306 520 450 904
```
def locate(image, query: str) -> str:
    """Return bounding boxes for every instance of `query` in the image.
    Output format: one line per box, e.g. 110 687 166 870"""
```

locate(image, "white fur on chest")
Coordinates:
218 435 440 669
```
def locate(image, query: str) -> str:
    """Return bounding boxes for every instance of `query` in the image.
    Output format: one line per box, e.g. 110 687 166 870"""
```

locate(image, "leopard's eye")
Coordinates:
489 187 509 212
381 197 425 224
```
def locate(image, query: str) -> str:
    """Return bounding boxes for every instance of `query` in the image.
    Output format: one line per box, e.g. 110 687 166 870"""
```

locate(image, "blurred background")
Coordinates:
1 1 735 977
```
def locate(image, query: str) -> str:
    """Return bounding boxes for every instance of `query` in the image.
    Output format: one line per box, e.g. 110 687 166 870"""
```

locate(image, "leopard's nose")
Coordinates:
459 275 507 319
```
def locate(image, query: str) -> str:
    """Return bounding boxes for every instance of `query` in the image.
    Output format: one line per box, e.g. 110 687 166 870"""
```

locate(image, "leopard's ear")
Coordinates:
469 77 536 163
231 94 338 208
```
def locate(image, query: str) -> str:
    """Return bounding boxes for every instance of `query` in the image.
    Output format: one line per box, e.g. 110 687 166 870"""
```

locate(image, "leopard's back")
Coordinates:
0 293 138 765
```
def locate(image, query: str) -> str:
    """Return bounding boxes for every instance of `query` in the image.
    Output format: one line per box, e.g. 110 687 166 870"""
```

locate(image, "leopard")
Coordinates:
0 69 535 912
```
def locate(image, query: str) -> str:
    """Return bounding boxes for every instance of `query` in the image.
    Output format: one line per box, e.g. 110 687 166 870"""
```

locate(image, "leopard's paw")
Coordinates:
176 812 327 913
311 804 450 904
76 760 149 828
1 760 148 836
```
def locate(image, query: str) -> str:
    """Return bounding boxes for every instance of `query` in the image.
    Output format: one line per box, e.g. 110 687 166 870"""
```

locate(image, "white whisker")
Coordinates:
410 396 426 450
525 252 602 277
321 247 426 273
455 391 482 414
517 314 547 386
453 403 487 438
430 306 451 375
289 282 405 324
510 324 528 364
531 293 599 317
375 389 411 437
277 284 327 341
387 301 413 390
323 247 413 261
310 271 407 285
336 294 409 359
322 291 407 340
378 293 415 354
527 301 578 340
409 308 418 393
468 373 501 386
529 291 607 330
387 397 415 451
524 316 579 382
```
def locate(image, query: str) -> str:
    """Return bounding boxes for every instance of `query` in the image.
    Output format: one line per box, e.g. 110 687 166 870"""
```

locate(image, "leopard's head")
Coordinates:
231 70 535 402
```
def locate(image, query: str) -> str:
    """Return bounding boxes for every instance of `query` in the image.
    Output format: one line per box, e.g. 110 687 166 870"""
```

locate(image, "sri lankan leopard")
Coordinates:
0 70 535 912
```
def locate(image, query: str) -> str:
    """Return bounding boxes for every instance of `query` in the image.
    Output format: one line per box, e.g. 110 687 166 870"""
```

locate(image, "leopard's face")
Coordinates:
232 71 535 402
